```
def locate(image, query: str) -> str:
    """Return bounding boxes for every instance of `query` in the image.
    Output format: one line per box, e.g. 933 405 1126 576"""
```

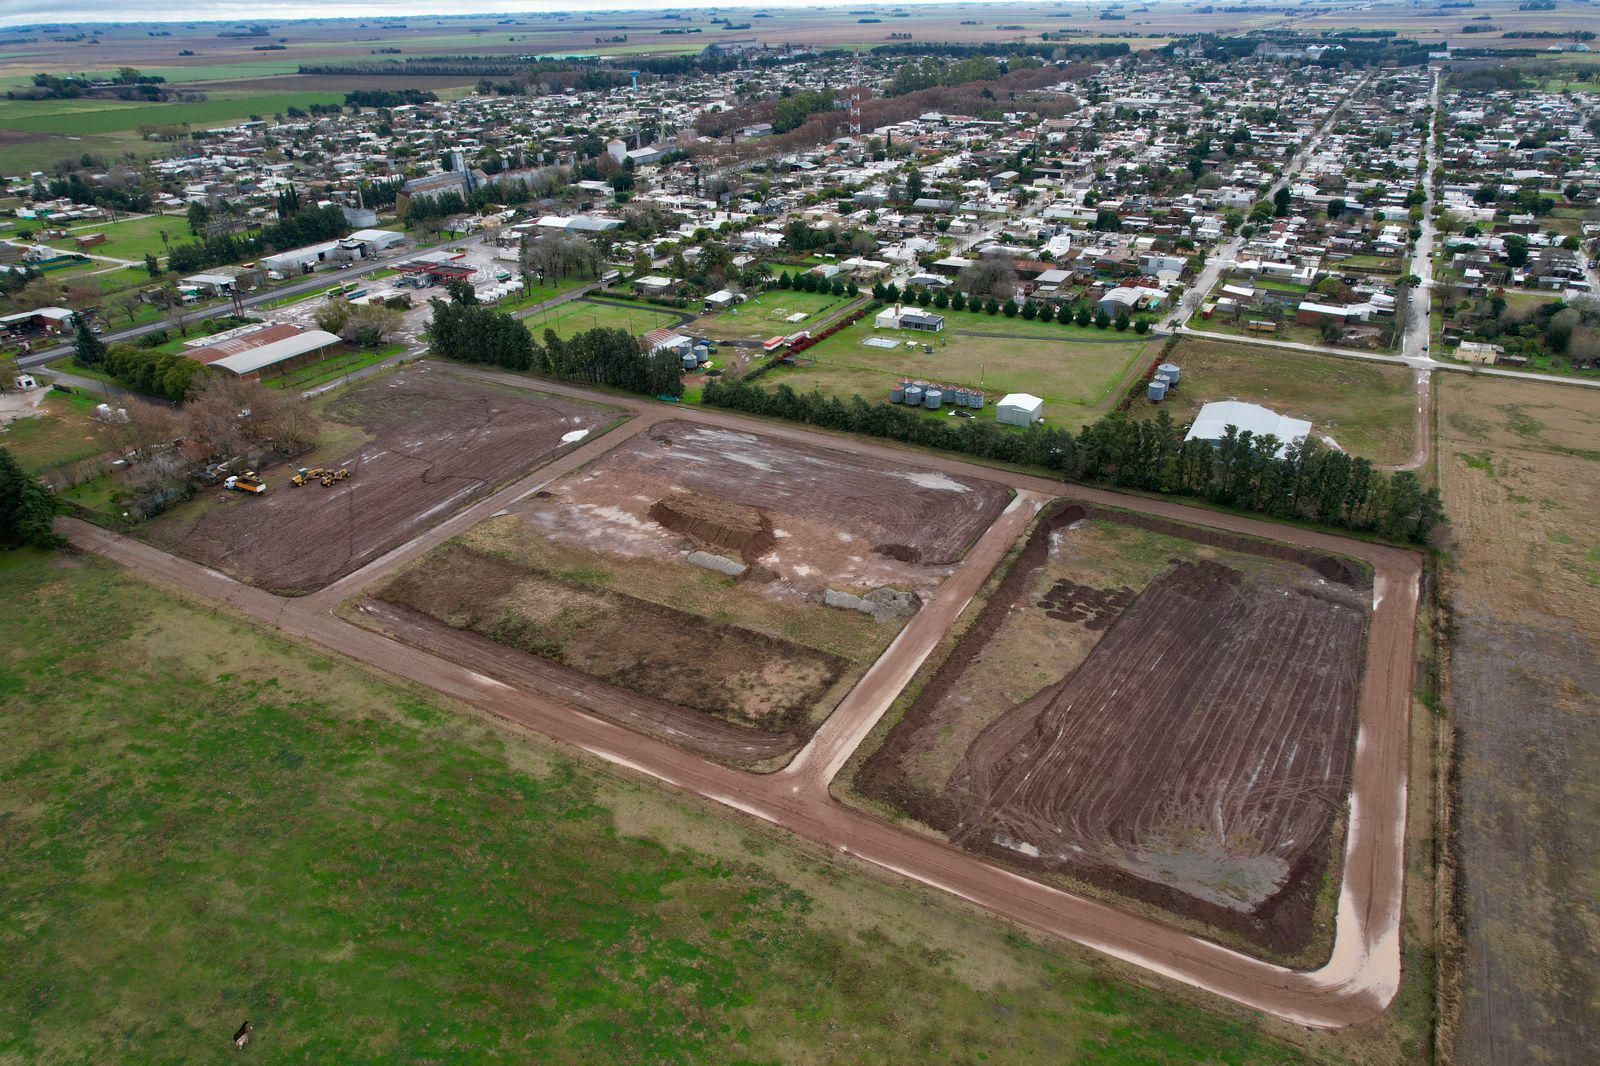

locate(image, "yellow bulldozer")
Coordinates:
292 465 352 488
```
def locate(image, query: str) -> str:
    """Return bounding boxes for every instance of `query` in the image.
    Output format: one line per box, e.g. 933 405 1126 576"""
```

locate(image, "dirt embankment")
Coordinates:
368 543 856 768
648 490 776 562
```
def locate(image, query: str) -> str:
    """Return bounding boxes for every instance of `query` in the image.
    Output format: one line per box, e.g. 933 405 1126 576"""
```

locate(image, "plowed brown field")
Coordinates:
857 504 1370 955
143 367 615 594
357 418 1011 769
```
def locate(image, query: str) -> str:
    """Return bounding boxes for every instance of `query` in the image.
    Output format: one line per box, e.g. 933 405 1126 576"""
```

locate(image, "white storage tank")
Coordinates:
1158 362 1181 386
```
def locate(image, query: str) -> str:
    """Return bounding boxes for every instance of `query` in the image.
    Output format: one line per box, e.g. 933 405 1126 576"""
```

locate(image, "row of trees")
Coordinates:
871 283 1151 331
701 378 1441 544
313 299 404 349
102 345 203 402
427 296 683 397
164 204 349 274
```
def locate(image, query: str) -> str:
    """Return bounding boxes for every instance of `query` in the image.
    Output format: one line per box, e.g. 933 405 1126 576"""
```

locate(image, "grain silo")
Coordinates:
923 386 944 410
1147 377 1169 403
1158 362 1181 386
890 380 906 403
903 382 924 407
969 390 985 410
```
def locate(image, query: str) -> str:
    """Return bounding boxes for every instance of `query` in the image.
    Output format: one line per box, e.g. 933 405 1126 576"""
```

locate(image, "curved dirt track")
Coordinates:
61 370 1421 1031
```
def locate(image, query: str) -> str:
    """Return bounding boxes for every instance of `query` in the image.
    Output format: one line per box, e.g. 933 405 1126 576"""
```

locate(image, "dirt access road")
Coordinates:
61 375 1421 1031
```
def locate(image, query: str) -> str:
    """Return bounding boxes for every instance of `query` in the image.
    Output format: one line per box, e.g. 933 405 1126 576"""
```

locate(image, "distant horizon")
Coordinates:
2 0 1074 32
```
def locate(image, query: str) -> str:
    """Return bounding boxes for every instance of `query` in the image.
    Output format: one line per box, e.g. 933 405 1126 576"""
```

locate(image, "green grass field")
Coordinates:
1131 338 1418 465
0 91 344 175
761 310 1155 429
0 92 344 136
522 299 682 341
0 389 105 473
493 276 590 315
696 288 851 341
262 344 404 391
0 550 1308 1061
41 213 189 263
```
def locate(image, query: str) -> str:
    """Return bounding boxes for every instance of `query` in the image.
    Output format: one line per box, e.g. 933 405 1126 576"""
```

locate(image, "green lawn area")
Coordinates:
495 276 590 315
695 288 851 341
938 305 1146 340
262 344 404 391
0 549 1308 1062
41 213 189 263
0 389 105 473
44 359 120 388
58 473 121 515
1338 255 1401 272
522 299 682 341
761 312 1155 429
1130 337 1418 465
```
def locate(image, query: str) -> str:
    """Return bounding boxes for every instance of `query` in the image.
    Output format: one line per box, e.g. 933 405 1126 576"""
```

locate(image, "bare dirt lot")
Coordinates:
855 503 1371 957
1438 375 1600 1065
143 366 617 594
358 419 1011 769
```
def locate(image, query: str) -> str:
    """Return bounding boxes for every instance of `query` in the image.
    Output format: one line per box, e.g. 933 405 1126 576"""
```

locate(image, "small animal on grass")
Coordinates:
233 1021 252 1049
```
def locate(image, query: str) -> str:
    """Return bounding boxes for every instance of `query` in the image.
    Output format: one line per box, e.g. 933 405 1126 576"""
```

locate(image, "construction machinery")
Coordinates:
224 472 266 494
292 465 351 488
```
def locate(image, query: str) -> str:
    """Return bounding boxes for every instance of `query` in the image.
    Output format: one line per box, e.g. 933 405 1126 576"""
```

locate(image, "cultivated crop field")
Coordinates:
1438 374 1600 1064
853 502 1371 956
761 308 1156 427
142 366 618 594
1133 337 1419 465
0 91 345 174
356 419 1010 769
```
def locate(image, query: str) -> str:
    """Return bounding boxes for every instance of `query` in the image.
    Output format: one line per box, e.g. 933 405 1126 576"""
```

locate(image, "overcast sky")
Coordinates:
3 0 1030 30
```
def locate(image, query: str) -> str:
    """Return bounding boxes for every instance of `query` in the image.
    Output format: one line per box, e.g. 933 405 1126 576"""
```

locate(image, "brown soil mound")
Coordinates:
649 490 776 561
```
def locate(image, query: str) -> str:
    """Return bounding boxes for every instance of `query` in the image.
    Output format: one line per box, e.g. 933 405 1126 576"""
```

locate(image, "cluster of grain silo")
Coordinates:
1146 362 1182 403
890 379 984 411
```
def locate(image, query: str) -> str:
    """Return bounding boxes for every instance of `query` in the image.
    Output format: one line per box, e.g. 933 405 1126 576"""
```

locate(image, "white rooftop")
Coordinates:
1184 401 1311 456
210 329 341 376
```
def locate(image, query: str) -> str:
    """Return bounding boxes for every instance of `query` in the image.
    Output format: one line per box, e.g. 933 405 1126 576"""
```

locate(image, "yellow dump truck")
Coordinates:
224 472 266 494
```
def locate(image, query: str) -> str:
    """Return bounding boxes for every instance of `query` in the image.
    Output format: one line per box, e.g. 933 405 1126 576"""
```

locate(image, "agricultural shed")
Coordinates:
996 393 1044 427
1184 401 1311 456
185 324 342 380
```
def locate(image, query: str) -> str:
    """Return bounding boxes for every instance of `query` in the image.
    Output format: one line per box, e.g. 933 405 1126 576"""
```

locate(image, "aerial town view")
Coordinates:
1 0 1597 1061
